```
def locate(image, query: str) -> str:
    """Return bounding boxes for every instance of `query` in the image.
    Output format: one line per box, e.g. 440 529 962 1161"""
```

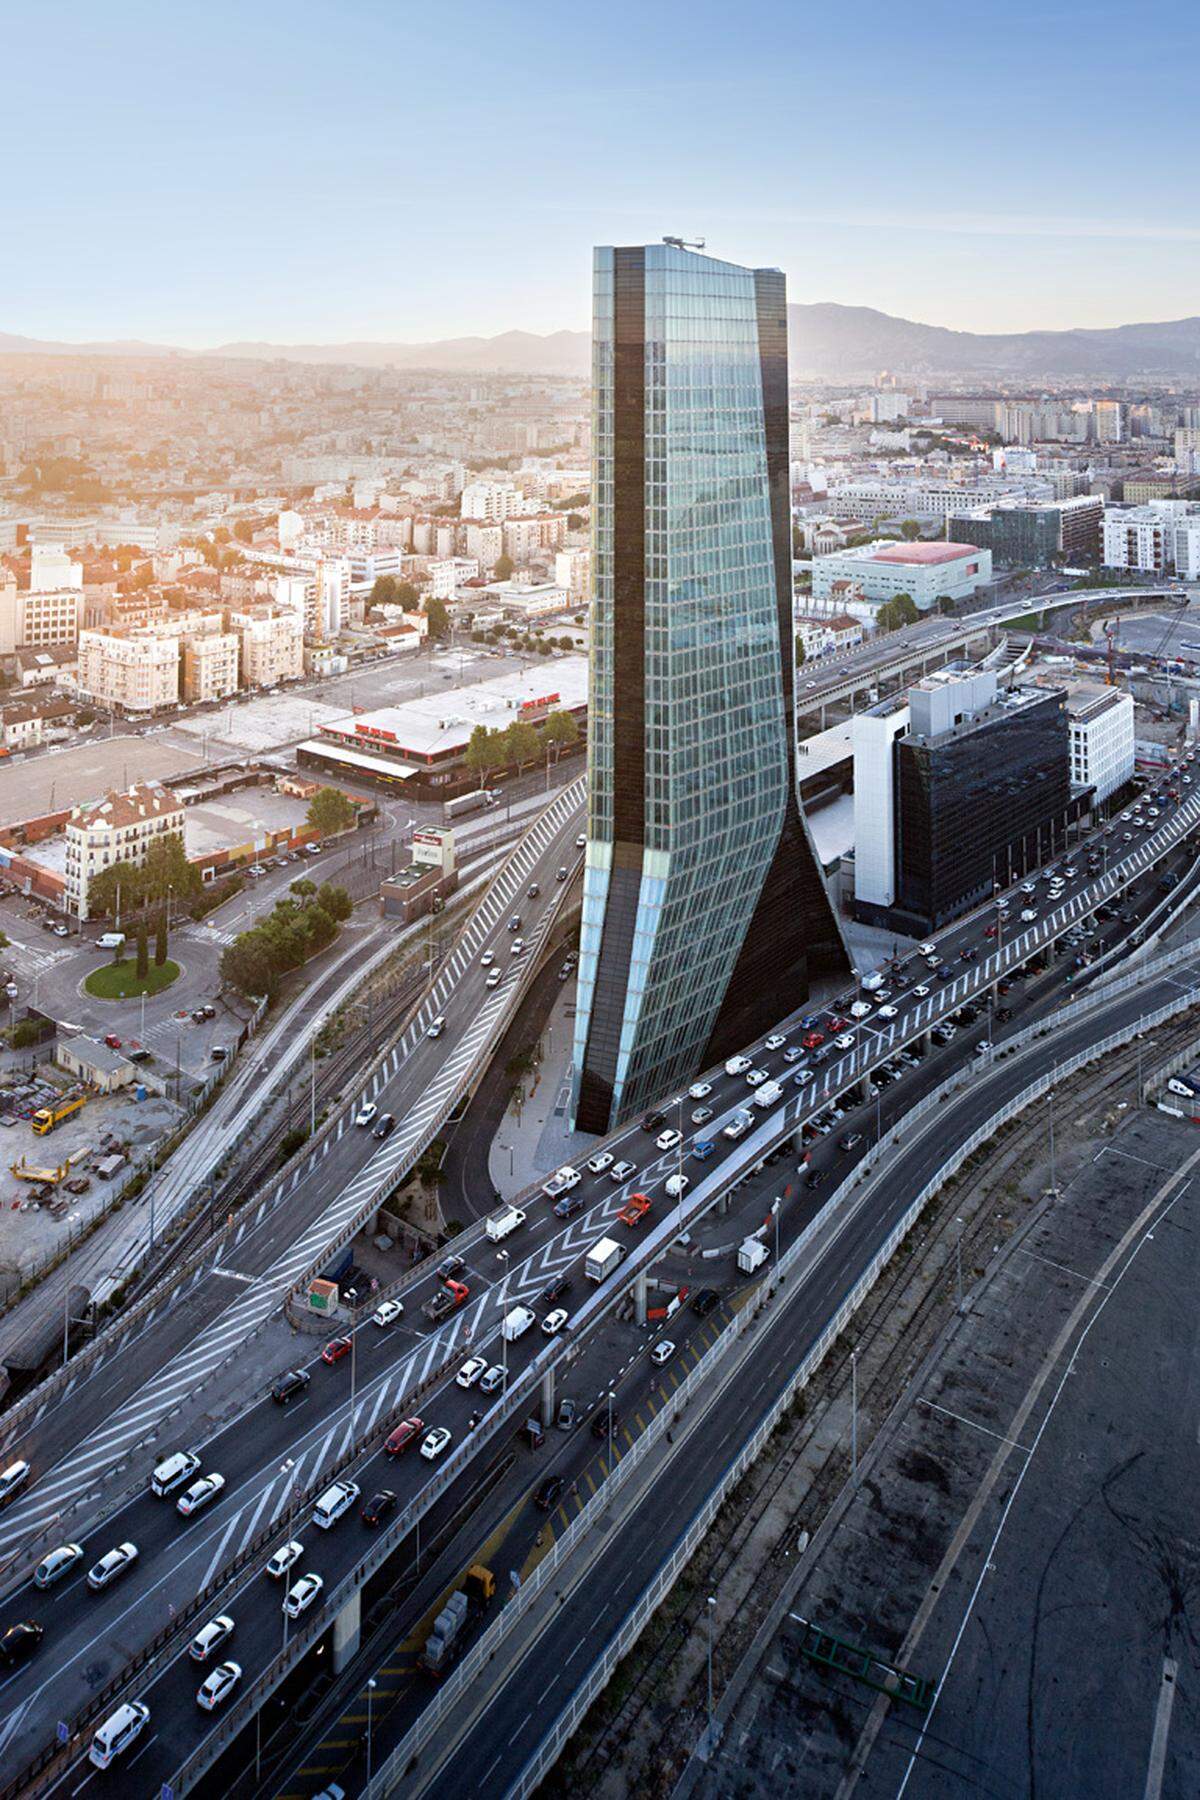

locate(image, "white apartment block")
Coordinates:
1103 502 1200 581
460 481 518 523
1067 687 1134 804
30 544 82 590
182 630 239 702
428 558 479 600
827 478 1049 524
227 606 304 688
554 547 590 599
464 522 504 569
76 629 179 713
0 575 79 654
502 514 567 564
65 781 186 920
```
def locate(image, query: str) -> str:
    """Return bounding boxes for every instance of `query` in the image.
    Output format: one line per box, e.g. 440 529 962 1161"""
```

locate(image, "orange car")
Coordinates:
617 1193 652 1228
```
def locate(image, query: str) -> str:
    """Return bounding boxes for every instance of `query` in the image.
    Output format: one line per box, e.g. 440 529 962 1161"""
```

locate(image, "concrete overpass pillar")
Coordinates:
540 1367 556 1430
331 1587 361 1674
634 1271 648 1327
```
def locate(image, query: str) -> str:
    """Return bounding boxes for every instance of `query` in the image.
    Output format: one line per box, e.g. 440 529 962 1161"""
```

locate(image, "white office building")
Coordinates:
850 697 911 909
1102 502 1200 582
812 540 992 612
1066 686 1135 804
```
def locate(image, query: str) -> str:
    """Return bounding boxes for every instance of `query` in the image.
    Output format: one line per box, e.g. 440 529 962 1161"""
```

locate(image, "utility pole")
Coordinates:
705 1594 717 1754
366 1678 377 1786
310 1037 316 1134
955 1215 965 1311
850 1348 858 1477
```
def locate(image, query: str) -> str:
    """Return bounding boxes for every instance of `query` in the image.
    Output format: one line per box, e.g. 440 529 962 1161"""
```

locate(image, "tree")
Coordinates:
541 710 579 764
233 519 254 544
370 575 398 607
289 877 318 900
221 933 277 999
493 553 514 582
503 719 541 773
936 593 956 616
88 859 143 921
464 724 502 790
154 910 168 966
900 519 922 541
142 832 202 908
424 597 450 640
317 882 353 923
306 786 356 837
795 635 807 667
876 593 919 632
395 580 420 607
135 923 149 980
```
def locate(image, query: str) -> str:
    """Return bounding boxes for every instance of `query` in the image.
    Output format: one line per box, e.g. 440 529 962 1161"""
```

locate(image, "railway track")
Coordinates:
552 1012 1200 1796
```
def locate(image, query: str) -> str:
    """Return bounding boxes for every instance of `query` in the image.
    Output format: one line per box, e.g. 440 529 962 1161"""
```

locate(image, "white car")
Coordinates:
692 1105 714 1124
849 1001 872 1020
34 1543 84 1589
665 1173 689 1198
587 1151 614 1175
834 1033 855 1049
650 1340 675 1366
688 1081 713 1100
189 1615 235 1662
542 1308 569 1335
609 1160 638 1183
919 941 937 955
265 1539 304 1580
456 1355 488 1388
421 1427 452 1460
723 1111 752 1141
427 1016 446 1038
576 833 586 848
974 1041 994 1057
197 1660 242 1711
485 969 502 989
510 937 526 956
655 1128 681 1151
373 1299 404 1327
745 1067 767 1087
282 1573 324 1619
177 1473 225 1517
764 1034 786 1051
1020 908 1037 922
355 1101 377 1127
724 1055 752 1076
478 1364 506 1394
88 1542 139 1590
480 949 495 967
877 1004 898 1020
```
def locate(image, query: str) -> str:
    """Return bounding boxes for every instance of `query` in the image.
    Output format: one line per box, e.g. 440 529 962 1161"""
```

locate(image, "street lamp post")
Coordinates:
281 1458 297 1649
366 1677 378 1786
705 1595 716 1753
850 1348 858 1478
955 1215 965 1311
498 1250 510 1389
607 1389 615 1468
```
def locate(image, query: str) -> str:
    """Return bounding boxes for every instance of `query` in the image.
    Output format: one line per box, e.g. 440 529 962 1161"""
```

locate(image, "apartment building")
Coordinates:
502 514 567 564
464 522 504 569
227 605 304 688
65 781 185 920
76 628 179 713
460 481 518 523
1066 686 1134 804
0 573 79 654
554 547 590 599
182 629 239 701
1102 502 1200 581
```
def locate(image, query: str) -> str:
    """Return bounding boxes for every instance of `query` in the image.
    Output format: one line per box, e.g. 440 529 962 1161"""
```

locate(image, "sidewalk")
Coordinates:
487 980 594 1199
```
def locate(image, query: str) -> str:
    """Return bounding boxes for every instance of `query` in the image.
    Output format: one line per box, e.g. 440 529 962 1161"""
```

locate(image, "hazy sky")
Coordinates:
9 0 1198 346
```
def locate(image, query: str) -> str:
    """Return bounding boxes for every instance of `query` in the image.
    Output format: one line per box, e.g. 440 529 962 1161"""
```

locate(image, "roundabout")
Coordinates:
83 957 181 1002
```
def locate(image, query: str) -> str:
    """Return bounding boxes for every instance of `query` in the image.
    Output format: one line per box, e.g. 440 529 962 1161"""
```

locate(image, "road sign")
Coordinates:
56 1722 69 1746
162 1785 175 1800
510 1569 521 1593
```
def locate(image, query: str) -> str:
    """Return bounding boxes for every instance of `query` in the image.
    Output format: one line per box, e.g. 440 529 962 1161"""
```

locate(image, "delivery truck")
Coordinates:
485 1203 526 1242
585 1235 625 1283
737 1236 770 1274
752 1079 784 1110
420 1565 495 1675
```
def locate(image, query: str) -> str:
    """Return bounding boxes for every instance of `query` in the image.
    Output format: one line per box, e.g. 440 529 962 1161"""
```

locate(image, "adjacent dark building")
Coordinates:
572 243 847 1135
949 496 1103 567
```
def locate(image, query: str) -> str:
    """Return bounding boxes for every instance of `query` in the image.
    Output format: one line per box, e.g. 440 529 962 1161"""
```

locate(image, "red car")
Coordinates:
321 1336 352 1365
617 1193 652 1228
385 1416 424 1456
104 1033 122 1050
802 1030 824 1050
826 1016 849 1033
985 925 998 938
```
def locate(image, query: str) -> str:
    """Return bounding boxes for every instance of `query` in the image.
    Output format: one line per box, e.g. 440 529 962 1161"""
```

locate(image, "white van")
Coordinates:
313 1480 360 1530
501 1305 537 1342
97 932 126 952
89 1700 150 1770
0 1459 30 1504
150 1450 200 1497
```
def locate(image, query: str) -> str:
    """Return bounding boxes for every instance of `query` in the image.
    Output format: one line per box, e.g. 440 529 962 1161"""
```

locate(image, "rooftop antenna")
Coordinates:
662 235 706 251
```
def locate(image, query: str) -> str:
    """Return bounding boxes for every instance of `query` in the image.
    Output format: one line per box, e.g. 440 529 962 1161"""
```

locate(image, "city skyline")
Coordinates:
7 0 1199 347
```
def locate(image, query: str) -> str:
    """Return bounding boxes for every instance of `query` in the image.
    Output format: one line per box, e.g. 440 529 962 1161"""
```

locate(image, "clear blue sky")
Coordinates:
9 0 1198 347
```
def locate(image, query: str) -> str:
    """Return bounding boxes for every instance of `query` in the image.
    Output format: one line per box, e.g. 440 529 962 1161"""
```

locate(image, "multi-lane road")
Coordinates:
5 747 1200 1790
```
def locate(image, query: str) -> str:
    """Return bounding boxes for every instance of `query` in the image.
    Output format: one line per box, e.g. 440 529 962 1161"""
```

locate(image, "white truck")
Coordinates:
501 1304 537 1342
585 1236 625 1283
542 1164 581 1201
752 1079 784 1110
485 1203 526 1242
737 1236 770 1274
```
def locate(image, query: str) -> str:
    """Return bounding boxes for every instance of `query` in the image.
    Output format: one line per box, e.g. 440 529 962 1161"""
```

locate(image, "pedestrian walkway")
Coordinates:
488 982 593 1200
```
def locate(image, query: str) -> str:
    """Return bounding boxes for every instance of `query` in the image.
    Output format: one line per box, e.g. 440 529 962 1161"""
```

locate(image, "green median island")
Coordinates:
84 958 180 1001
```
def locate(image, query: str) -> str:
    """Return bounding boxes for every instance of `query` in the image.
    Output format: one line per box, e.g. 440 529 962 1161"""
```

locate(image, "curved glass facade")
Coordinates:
574 244 846 1133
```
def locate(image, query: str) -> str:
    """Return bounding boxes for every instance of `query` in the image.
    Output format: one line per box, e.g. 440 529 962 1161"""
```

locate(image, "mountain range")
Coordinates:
4 307 1200 380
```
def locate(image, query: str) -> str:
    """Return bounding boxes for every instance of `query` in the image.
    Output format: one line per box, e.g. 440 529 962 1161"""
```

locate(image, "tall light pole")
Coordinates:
281 1457 297 1650
498 1250 510 1389
705 1594 716 1753
366 1677 378 1786
955 1215 965 1312
850 1349 858 1478
607 1388 616 1469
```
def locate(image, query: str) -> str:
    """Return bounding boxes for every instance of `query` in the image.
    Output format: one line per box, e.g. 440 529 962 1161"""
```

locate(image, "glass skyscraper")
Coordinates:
573 243 848 1134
